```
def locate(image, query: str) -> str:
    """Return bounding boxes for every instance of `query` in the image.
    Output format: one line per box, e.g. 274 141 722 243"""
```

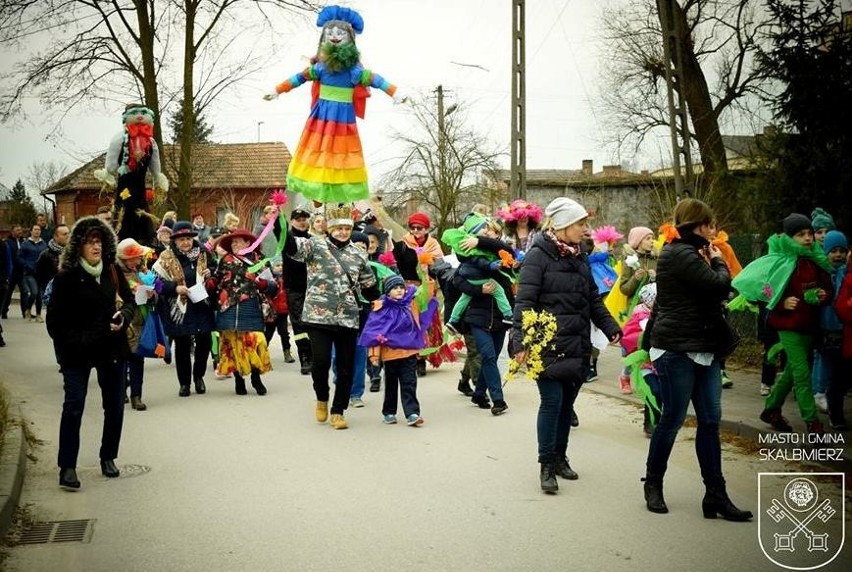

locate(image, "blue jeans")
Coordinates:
646 352 723 485
58 360 126 468
470 327 506 403
21 274 41 316
382 355 420 417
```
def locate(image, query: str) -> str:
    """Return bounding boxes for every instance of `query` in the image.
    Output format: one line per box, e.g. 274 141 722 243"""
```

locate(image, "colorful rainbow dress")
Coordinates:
275 62 398 204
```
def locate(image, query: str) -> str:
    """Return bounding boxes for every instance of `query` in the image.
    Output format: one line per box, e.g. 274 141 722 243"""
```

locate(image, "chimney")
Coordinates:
602 165 621 177
581 160 593 177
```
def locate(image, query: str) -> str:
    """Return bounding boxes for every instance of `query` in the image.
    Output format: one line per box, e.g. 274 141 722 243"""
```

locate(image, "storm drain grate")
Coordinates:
18 519 95 545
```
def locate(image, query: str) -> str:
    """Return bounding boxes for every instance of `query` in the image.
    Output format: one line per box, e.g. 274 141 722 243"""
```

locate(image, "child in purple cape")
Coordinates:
359 274 437 426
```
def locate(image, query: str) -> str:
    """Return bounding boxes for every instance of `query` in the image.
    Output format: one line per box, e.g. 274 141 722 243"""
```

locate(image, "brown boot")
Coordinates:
130 396 147 411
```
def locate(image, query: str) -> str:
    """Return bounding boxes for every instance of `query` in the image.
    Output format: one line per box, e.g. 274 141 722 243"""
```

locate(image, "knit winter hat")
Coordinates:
782 213 813 237
462 213 489 235
823 230 848 254
544 197 588 230
407 212 431 229
811 208 836 231
627 226 654 249
383 274 405 293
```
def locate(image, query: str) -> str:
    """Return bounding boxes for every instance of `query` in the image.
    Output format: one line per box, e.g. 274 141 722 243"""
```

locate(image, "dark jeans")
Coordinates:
367 360 383 382
173 333 212 387
21 274 41 316
382 355 420 417
1 269 22 317
58 360 125 468
126 353 145 397
309 325 358 415
822 347 851 425
461 333 482 383
470 326 506 403
646 352 723 485
536 358 583 463
264 314 291 351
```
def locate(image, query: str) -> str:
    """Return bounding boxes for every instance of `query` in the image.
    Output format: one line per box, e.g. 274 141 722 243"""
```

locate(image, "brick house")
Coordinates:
43 142 291 229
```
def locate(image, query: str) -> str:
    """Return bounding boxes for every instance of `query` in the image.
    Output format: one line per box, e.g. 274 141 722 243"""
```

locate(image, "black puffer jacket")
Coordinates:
648 232 731 353
453 261 514 332
46 217 136 368
512 233 619 360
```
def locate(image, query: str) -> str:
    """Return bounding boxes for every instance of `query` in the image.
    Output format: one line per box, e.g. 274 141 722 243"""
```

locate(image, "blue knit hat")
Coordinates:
823 230 848 254
383 274 405 294
811 208 836 232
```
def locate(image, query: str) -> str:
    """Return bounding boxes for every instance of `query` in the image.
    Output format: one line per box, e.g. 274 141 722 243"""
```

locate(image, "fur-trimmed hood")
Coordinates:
60 216 118 271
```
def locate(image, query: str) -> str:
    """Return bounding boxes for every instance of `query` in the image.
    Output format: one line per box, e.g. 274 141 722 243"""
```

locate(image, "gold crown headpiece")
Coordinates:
325 203 354 228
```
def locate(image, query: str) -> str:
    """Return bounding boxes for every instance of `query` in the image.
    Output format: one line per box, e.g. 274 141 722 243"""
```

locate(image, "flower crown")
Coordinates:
497 200 544 225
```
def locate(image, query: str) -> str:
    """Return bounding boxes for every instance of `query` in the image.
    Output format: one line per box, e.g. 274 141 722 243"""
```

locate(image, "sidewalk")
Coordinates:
587 347 852 474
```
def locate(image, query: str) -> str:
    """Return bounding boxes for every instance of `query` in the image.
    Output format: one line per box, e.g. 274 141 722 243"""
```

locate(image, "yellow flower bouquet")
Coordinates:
505 309 558 383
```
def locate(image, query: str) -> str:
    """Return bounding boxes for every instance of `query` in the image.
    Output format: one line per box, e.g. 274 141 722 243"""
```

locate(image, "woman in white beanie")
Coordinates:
512 197 621 494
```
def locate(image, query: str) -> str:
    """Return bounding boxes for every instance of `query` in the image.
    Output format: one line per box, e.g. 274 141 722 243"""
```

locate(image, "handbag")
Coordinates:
135 311 171 360
712 313 741 359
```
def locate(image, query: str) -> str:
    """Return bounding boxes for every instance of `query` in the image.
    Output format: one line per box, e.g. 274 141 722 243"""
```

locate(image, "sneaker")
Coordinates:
406 413 424 426
619 374 632 394
283 349 296 363
350 397 365 408
814 392 828 413
586 366 598 383
721 370 733 388
330 413 348 430
491 401 508 416
23 310 31 321
759 383 771 396
382 414 397 424
760 408 793 432
369 378 381 393
457 378 474 397
315 401 329 423
471 394 491 409
35 315 44 323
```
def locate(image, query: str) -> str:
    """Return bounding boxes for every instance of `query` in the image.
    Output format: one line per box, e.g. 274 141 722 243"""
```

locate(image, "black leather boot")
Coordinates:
59 468 81 489
702 484 753 521
643 476 668 513
234 374 248 395
194 376 206 394
251 371 267 396
554 457 579 480
100 459 120 478
540 463 558 494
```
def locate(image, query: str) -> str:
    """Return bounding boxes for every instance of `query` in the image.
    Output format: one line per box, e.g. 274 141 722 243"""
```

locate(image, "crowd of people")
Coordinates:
1 198 849 516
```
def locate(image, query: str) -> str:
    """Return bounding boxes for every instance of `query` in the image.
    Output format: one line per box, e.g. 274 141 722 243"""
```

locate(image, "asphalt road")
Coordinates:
0 315 848 571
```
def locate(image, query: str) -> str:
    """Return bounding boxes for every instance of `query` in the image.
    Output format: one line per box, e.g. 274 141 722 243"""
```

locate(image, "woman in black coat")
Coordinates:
152 221 216 397
512 198 621 494
46 216 137 489
643 199 751 521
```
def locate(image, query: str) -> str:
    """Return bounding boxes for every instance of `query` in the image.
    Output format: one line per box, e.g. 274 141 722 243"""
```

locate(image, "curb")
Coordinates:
0 406 27 540
581 384 852 476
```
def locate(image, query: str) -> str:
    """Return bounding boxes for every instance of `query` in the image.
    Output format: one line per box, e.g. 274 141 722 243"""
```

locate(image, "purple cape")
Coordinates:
359 286 437 350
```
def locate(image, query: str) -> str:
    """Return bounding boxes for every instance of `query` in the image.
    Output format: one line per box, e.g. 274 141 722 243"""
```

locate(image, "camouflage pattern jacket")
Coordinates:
290 235 376 330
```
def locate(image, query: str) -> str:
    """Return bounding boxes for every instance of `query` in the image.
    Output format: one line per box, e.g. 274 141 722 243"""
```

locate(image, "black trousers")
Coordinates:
173 334 212 387
264 314 290 350
308 325 358 415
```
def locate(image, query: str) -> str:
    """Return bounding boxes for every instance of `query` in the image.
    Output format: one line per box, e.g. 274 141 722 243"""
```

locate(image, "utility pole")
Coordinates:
657 0 694 196
510 0 526 200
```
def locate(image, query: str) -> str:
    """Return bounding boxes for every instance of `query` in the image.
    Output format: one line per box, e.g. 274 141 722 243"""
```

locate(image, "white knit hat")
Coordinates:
544 197 588 230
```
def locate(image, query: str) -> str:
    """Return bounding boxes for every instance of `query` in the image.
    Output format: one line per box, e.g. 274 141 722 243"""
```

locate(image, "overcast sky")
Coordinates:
0 0 732 194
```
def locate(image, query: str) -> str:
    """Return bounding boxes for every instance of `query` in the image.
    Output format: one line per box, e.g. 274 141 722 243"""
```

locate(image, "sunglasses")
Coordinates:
409 225 425 231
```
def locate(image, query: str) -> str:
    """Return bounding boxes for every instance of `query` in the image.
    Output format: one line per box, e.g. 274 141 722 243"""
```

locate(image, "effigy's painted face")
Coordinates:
323 23 352 46
123 106 154 126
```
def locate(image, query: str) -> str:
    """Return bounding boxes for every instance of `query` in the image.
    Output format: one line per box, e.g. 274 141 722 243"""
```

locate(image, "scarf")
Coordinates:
48 239 64 254
81 259 103 278
152 246 208 325
544 230 580 258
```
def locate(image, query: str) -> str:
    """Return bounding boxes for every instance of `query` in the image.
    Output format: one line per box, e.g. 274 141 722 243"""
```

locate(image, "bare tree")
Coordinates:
598 0 772 221
0 0 319 217
381 98 505 236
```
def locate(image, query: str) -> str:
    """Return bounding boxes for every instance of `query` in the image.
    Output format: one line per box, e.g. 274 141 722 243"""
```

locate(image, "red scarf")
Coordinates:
545 230 580 257
125 123 153 171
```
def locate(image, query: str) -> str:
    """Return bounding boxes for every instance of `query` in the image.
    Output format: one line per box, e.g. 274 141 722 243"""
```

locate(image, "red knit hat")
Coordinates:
407 212 431 229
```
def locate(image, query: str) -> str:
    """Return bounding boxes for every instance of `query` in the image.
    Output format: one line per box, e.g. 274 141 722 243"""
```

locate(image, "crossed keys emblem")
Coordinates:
766 497 834 552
